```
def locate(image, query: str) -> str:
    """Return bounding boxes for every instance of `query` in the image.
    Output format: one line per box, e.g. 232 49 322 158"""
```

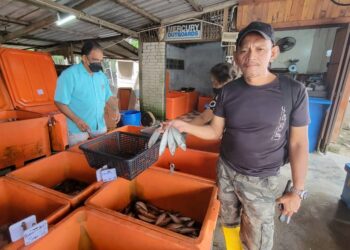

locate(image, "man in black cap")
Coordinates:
170 21 309 250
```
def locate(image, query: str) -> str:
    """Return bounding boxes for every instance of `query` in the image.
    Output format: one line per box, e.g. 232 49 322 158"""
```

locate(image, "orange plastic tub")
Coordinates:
197 96 213 112
0 177 70 250
86 167 220 250
48 113 68 152
23 207 206 250
166 92 187 120
174 91 199 113
0 110 51 169
0 48 58 114
186 134 221 153
154 148 219 180
7 151 101 207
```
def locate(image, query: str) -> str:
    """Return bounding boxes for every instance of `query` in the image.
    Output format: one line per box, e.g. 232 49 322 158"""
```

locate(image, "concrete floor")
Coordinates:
212 152 350 250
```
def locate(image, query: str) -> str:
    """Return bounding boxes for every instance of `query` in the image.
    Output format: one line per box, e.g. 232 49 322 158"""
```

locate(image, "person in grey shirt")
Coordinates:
170 21 309 250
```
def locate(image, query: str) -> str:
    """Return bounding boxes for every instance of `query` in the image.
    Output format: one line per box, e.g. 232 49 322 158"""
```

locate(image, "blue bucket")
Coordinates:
121 110 141 126
308 98 332 152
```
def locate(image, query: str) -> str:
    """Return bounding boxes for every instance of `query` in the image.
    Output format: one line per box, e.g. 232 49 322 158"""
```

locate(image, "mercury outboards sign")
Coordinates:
165 22 202 41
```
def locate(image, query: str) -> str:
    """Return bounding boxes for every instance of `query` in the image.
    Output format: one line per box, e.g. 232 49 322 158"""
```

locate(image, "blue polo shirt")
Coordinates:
54 63 112 134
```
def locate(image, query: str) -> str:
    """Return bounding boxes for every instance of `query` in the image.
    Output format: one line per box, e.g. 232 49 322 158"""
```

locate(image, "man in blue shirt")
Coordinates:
55 41 120 146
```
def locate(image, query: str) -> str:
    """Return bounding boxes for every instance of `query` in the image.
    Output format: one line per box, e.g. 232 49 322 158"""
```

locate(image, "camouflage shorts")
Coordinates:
217 158 280 250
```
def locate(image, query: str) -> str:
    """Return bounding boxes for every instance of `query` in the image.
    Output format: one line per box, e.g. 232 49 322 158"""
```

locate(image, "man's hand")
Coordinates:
276 192 301 219
170 119 190 133
74 118 90 132
113 112 121 124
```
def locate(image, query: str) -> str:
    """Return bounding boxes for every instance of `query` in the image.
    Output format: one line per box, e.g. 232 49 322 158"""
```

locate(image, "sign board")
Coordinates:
165 22 202 41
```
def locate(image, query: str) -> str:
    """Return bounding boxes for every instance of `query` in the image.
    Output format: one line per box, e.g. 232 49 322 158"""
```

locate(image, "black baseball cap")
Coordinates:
236 21 275 46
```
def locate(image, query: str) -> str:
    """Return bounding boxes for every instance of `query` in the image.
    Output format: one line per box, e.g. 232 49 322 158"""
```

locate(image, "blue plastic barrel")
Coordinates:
308 97 332 152
121 110 141 126
341 163 350 208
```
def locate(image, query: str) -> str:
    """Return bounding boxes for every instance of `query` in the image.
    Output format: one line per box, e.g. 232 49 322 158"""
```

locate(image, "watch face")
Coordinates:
301 191 308 200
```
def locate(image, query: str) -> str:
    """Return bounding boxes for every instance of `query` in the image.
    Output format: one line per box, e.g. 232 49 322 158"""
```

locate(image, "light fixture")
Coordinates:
56 13 76 26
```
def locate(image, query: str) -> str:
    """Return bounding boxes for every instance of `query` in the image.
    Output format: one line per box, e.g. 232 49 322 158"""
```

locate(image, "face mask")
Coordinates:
88 62 103 72
213 87 222 96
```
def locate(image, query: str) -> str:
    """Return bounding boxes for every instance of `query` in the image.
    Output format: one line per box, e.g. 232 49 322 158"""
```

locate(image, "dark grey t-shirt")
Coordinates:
214 75 309 177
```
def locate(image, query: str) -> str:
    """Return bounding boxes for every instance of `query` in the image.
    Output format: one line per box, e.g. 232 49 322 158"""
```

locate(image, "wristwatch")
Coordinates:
289 186 308 200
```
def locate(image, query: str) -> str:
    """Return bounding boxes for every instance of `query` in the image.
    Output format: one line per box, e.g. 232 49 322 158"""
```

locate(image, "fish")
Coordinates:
168 213 182 224
167 128 177 156
171 127 187 151
159 127 169 156
148 128 161 148
137 207 157 220
135 201 148 212
155 213 167 226
138 214 156 223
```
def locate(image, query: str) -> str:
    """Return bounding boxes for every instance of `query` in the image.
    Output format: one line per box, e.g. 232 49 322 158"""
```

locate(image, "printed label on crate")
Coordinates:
9 215 37 242
23 220 48 246
101 168 117 182
96 165 108 181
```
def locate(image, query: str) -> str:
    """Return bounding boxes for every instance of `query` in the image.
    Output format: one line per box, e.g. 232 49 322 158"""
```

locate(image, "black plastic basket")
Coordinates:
79 132 161 180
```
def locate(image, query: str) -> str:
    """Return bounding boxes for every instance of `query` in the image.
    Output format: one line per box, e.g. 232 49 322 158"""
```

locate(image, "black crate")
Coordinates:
79 132 160 180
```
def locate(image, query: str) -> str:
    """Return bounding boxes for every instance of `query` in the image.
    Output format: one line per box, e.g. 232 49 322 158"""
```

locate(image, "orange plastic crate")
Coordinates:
154 148 219 180
166 92 187 120
22 207 212 250
0 177 70 250
197 96 213 113
174 91 199 113
7 151 101 207
0 110 51 169
85 167 220 250
0 48 57 113
186 134 221 153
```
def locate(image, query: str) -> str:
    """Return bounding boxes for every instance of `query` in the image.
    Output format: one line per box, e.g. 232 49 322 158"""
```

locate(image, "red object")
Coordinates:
197 96 213 112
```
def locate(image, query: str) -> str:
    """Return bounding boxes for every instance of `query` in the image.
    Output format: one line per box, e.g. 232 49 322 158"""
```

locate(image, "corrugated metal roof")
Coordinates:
0 0 235 58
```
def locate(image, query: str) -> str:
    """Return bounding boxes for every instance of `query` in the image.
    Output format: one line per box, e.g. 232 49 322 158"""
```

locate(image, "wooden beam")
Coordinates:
0 16 56 43
0 15 30 26
185 0 203 12
112 0 160 23
161 0 237 24
23 0 138 37
0 0 100 43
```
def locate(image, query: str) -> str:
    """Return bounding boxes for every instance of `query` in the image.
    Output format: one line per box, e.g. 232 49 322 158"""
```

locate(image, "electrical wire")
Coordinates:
330 0 350 6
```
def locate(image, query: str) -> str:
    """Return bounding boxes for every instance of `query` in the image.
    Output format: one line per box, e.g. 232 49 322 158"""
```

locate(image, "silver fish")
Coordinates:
159 128 169 156
167 127 177 156
148 128 161 148
170 127 186 151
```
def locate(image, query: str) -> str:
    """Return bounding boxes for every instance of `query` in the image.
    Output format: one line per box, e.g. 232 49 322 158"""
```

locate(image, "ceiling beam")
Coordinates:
23 0 138 37
0 16 56 43
0 0 100 43
0 15 30 26
112 0 160 23
113 0 160 23
185 0 203 12
161 0 237 25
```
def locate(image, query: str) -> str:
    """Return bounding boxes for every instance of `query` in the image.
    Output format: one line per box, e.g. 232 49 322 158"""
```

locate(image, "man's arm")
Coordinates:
289 126 309 190
105 97 121 124
55 101 90 132
189 109 214 126
171 115 225 140
277 125 308 218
